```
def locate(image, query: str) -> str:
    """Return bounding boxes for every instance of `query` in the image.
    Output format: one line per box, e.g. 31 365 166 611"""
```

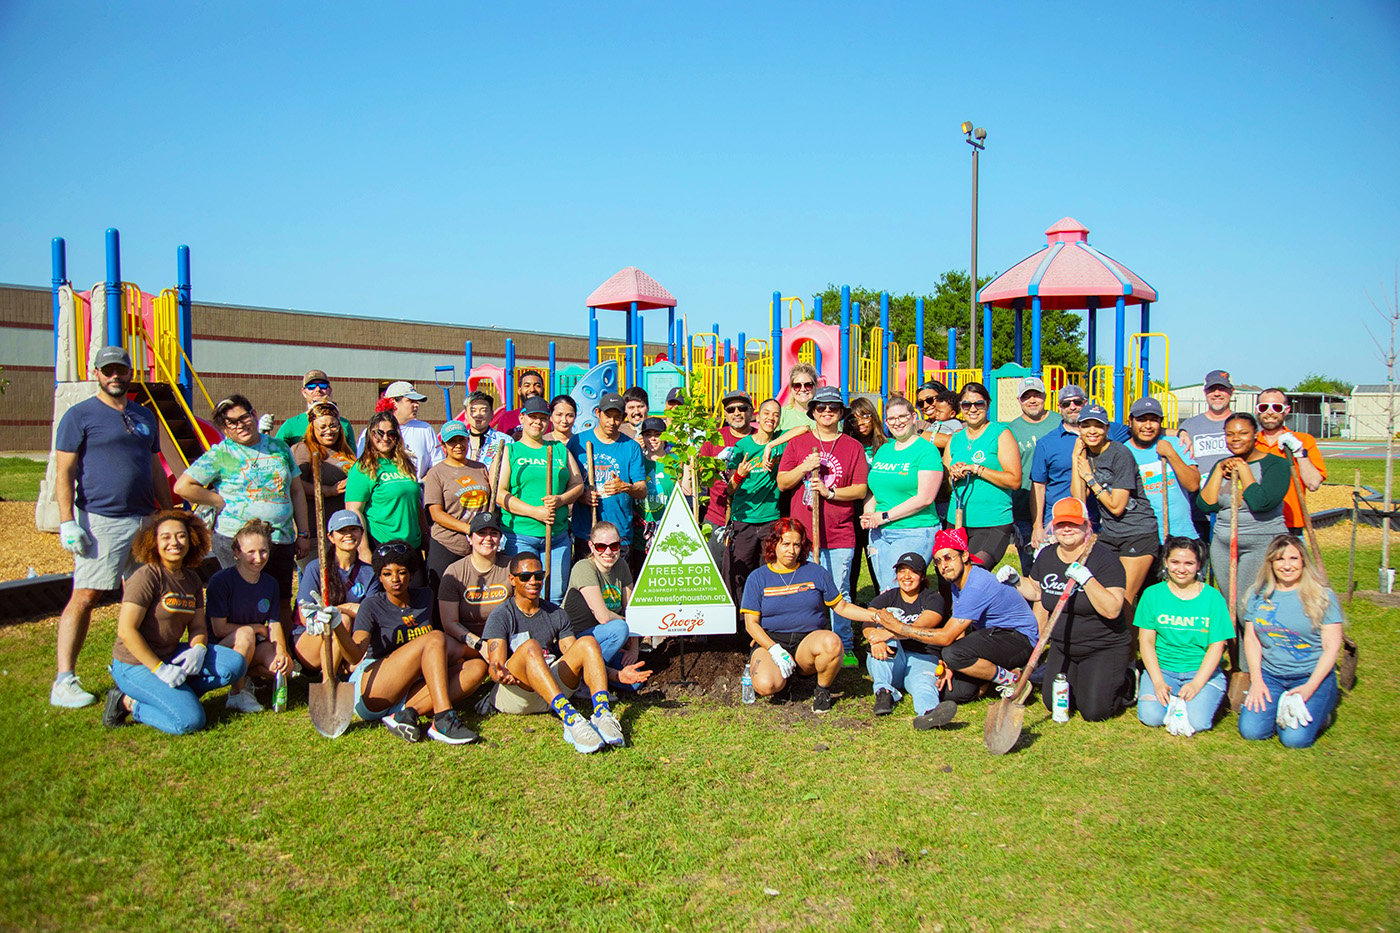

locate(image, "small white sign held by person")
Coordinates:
627 486 735 636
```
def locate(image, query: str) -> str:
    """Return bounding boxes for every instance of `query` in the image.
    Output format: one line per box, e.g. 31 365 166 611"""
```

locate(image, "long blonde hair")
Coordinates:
1249 534 1333 632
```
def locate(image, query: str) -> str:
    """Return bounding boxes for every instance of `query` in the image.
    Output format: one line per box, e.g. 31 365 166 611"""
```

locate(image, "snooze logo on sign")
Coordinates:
658 611 705 632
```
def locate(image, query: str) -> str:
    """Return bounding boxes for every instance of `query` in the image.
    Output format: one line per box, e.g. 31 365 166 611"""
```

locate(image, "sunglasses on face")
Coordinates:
222 411 255 427
791 381 815 390
1257 403 1286 414
814 403 842 413
514 570 547 582
725 405 750 414
304 381 330 391
371 429 400 439
959 400 988 411
591 540 621 552
917 395 937 406
1060 399 1086 408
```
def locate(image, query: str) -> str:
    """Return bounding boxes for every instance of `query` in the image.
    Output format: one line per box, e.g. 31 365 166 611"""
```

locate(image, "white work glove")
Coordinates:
307 605 341 637
171 644 206 677
1165 695 1195 737
59 520 93 555
1278 692 1312 730
258 413 275 434
995 565 1020 585
1276 431 1305 458
154 662 187 689
768 644 796 679
1065 562 1094 586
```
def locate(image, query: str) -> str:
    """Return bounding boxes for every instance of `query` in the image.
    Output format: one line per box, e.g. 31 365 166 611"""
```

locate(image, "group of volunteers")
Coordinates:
48 349 1346 752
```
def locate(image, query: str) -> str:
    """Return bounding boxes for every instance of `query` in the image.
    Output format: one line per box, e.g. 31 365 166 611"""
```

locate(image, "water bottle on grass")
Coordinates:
741 664 754 704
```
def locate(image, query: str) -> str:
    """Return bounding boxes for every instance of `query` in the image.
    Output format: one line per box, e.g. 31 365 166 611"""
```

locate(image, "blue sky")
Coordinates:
2 1 1397 388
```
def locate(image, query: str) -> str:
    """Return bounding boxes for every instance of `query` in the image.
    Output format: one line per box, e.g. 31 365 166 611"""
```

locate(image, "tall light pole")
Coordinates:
962 121 986 371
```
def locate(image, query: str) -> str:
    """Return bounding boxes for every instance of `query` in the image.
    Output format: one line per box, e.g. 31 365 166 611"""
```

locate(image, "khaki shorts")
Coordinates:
492 656 571 714
72 509 143 591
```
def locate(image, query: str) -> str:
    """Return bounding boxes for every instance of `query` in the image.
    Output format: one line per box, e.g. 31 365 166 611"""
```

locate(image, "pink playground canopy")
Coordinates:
978 217 1157 311
586 266 678 310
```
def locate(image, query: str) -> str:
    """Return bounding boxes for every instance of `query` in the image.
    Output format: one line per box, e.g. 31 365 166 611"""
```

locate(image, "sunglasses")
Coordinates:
814 403 843 413
791 381 815 390
375 542 413 559
916 395 937 406
120 408 143 435
514 570 547 582
1060 398 1086 408
959 400 988 411
304 381 331 391
1256 403 1286 414
725 405 750 414
591 540 622 552
371 428 400 439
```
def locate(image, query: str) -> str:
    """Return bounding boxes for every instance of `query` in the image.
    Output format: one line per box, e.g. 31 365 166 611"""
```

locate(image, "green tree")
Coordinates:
658 386 725 491
1292 372 1352 395
653 530 693 562
813 271 1087 372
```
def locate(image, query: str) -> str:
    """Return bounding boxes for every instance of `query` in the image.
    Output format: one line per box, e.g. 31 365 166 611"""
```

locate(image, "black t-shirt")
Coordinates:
1030 546 1129 649
868 587 949 655
353 588 436 661
482 598 575 659
1086 442 1158 541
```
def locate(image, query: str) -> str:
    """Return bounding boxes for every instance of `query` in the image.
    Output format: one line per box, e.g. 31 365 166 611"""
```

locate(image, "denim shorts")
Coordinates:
349 656 406 722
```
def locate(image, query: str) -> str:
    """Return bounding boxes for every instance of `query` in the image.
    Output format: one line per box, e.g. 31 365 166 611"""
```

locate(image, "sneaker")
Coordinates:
913 700 958 730
226 688 265 714
812 685 833 713
51 676 97 709
562 716 604 754
873 688 895 716
591 707 626 747
994 670 1021 699
102 687 130 728
427 710 478 745
842 651 859 669
383 707 423 742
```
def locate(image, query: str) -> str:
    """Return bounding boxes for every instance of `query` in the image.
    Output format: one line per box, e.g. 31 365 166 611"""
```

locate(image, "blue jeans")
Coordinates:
574 618 630 670
867 642 943 715
502 530 571 603
1238 668 1338 749
868 526 940 594
1137 667 1227 733
110 645 246 735
816 546 855 653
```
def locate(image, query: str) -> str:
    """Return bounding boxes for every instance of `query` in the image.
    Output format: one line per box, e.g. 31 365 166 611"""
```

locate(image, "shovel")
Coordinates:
1226 481 1250 712
308 452 355 738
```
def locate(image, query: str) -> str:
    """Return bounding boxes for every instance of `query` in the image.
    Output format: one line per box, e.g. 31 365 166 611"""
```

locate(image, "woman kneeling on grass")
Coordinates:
207 520 291 714
1238 535 1344 749
741 518 882 713
104 510 247 734
1135 536 1233 734
294 509 375 678
335 542 488 745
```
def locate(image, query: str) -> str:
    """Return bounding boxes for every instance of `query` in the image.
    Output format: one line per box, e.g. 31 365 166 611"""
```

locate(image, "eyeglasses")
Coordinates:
304 381 330 391
886 413 913 424
724 405 750 414
1060 399 1086 408
222 411 255 427
1257 403 1287 414
514 570 547 582
959 400 988 411
791 381 815 390
591 540 622 552
374 542 412 559
814 403 843 413
371 429 400 440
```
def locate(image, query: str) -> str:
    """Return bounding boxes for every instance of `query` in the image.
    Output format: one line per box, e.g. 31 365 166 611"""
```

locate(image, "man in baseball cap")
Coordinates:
356 380 441 480
1007 376 1061 572
566 391 645 566
1029 384 1129 549
274 369 353 446
698 389 756 544
1178 369 1236 541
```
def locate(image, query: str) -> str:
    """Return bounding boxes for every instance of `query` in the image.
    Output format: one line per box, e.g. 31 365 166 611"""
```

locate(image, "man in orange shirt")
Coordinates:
1254 387 1325 535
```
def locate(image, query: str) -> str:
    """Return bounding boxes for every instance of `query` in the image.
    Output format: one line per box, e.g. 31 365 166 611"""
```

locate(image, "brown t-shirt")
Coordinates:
113 563 204 666
423 460 491 555
437 554 512 636
292 442 354 523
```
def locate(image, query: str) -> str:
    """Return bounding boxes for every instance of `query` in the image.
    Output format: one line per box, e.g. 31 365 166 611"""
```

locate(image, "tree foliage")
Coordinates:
812 271 1087 371
1292 372 1352 395
658 386 725 490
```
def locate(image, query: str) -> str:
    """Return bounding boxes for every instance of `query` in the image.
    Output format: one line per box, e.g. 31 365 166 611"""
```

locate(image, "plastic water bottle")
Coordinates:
741 664 755 704
1052 674 1070 723
273 671 288 712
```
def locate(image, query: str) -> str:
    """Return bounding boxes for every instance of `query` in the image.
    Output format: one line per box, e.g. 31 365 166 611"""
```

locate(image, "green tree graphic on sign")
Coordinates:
653 531 693 562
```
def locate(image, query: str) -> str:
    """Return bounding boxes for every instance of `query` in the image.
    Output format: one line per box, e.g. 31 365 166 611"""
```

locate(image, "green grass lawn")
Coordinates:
0 456 45 501
3 459 1399 931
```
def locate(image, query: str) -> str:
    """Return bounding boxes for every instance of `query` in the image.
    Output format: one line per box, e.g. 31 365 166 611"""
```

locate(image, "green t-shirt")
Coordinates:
867 436 943 529
947 424 1014 528
778 404 814 434
275 410 353 448
344 457 423 547
1135 581 1234 674
501 440 573 538
730 435 784 524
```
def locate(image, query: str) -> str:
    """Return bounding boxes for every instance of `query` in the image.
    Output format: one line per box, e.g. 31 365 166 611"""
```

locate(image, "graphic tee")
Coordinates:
112 563 202 665
1135 582 1233 673
563 557 633 630
353 588 436 661
184 436 298 543
1085 441 1159 542
438 555 513 636
947 424 1015 528
1029 546 1128 649
949 565 1039 644
740 562 840 635
1246 588 1343 678
501 440 573 538
424 460 492 554
1179 412 1231 481
729 434 784 524
1126 438 1199 542
867 436 943 529
868 586 949 656
567 431 644 540
345 457 424 547
636 454 676 548
777 433 869 549
206 566 280 630
54 397 159 518
482 598 575 659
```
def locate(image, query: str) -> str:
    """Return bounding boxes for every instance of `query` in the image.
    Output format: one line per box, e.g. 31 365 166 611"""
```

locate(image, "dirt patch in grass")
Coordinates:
0 501 69 580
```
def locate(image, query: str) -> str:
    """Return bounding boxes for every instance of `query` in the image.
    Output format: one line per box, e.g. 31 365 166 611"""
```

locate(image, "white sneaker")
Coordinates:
51 677 97 708
226 689 266 714
562 716 604 754
590 707 625 747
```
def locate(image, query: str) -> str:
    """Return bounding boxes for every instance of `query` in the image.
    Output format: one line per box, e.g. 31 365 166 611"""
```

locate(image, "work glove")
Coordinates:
154 662 187 689
1165 695 1195 737
768 644 796 679
995 565 1020 585
171 644 206 677
1065 562 1094 586
306 605 341 637
59 520 93 555
1278 692 1312 730
258 413 275 434
1276 431 1305 458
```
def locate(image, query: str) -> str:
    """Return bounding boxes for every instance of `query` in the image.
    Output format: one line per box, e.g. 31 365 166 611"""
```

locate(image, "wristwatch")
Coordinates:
881 511 890 523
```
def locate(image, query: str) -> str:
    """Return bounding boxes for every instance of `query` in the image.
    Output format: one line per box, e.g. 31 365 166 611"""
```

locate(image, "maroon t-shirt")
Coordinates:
777 433 869 549
489 408 522 436
699 425 748 526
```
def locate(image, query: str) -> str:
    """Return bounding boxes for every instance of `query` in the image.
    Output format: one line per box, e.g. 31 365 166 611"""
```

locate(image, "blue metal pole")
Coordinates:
981 303 992 385
632 301 642 388
104 228 121 347
947 328 956 373
1140 302 1151 389
771 291 782 399
915 297 925 385
177 244 192 405
840 286 851 403
880 291 890 406
1086 299 1098 388
505 338 516 409
588 308 598 368
737 331 746 392
1114 296 1126 421
667 307 676 360
723 338 731 394
548 340 557 397
464 340 473 385
51 237 65 380
1031 296 1042 375
1014 306 1024 366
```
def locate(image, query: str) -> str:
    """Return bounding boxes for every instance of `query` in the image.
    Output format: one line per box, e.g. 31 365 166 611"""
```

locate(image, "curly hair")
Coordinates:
130 509 211 568
761 518 812 566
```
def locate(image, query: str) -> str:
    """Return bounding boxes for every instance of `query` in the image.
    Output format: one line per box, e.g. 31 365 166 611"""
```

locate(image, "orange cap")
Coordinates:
1051 497 1090 526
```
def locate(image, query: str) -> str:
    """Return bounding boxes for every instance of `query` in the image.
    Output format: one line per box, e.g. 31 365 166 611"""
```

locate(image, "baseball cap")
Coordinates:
721 390 752 408
1051 497 1090 526
302 369 329 386
1018 376 1047 398
598 392 626 414
92 346 132 370
439 421 468 442
520 397 550 417
640 416 667 434
1079 404 1110 425
1205 369 1233 390
1059 384 1088 403
665 386 685 404
893 551 928 575
469 512 502 535
807 386 846 415
384 380 427 401
1129 396 1164 419
326 509 364 533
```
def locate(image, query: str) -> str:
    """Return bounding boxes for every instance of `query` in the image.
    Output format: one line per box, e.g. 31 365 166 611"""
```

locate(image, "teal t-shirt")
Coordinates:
947 424 1014 528
502 440 572 538
345 457 423 547
730 434 784 524
867 436 943 529
1135 582 1234 673
184 436 298 543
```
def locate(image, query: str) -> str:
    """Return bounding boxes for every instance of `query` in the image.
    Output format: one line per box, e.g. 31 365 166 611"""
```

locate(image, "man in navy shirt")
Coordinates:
1030 384 1130 549
51 346 171 708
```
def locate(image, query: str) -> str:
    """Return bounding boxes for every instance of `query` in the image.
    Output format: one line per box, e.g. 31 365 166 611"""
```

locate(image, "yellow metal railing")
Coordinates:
783 296 808 328
941 368 981 393
124 312 212 470
1088 365 1115 418
745 338 773 407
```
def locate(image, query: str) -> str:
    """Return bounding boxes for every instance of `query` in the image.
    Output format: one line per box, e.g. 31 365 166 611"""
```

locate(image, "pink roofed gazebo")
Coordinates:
977 217 1158 418
585 266 678 387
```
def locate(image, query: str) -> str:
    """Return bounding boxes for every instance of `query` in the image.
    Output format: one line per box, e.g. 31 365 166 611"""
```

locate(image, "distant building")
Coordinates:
1349 385 1396 441
1173 382 1262 422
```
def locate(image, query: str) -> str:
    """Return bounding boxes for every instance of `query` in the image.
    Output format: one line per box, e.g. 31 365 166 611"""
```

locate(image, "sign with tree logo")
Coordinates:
626 485 735 636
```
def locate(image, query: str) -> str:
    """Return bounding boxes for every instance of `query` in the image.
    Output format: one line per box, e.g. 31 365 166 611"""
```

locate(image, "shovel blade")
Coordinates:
309 680 355 738
983 698 1026 755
